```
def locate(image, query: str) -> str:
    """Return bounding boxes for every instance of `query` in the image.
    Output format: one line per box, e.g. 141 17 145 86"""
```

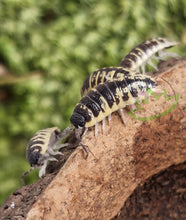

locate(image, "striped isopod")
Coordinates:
81 66 132 97
81 67 151 128
71 73 157 137
81 38 178 97
23 126 72 179
120 37 179 74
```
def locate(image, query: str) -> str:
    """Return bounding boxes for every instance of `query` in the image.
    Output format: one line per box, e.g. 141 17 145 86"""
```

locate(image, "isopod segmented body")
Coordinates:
26 126 72 178
71 73 157 136
120 37 179 73
81 67 131 97
81 38 178 97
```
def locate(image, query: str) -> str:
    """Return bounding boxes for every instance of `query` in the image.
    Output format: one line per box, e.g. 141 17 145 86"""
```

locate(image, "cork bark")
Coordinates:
0 57 186 220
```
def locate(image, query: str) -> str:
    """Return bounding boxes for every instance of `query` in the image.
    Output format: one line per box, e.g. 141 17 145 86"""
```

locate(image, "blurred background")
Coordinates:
0 0 185 204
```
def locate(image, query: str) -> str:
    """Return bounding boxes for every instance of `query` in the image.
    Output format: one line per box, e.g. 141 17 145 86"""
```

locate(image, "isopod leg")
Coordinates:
75 127 89 158
53 143 69 151
158 50 180 60
47 147 63 156
102 118 105 134
141 63 146 74
119 108 126 125
79 142 89 159
147 59 158 71
57 126 74 141
39 161 48 178
38 158 56 178
95 122 98 138
108 114 111 125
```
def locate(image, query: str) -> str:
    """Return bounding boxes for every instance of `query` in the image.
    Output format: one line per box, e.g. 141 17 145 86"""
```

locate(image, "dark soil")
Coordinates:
112 162 186 220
